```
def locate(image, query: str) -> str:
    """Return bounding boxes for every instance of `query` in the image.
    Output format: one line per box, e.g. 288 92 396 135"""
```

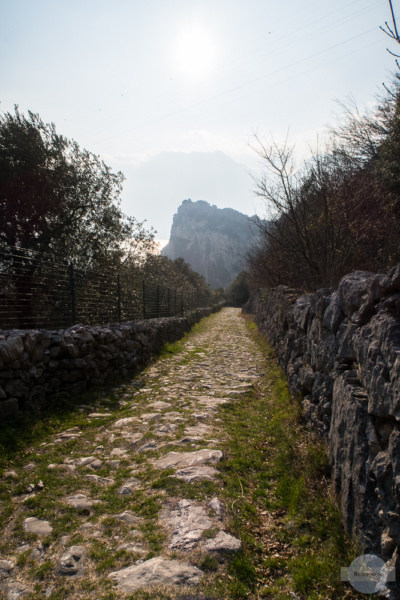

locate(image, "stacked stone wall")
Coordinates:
0 306 221 422
244 266 400 583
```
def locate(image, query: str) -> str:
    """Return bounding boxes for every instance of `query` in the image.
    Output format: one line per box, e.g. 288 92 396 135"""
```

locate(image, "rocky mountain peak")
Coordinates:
162 200 259 289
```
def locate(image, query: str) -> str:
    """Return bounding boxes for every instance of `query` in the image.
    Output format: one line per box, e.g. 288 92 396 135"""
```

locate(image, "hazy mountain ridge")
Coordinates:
162 199 260 289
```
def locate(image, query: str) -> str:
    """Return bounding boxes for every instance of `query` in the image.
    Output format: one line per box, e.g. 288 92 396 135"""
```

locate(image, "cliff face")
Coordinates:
162 200 257 289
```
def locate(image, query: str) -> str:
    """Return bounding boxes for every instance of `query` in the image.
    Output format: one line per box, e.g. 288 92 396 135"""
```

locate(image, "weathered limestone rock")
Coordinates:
117 478 141 495
204 531 241 553
138 441 158 452
0 560 15 579
113 417 137 429
108 557 203 592
209 497 224 518
65 494 95 515
84 474 114 485
160 500 214 550
75 456 97 467
116 542 145 554
338 270 375 317
1 580 30 599
88 412 111 418
112 510 140 524
23 517 52 536
174 465 218 482
154 449 223 470
147 401 171 410
57 546 86 576
109 447 127 457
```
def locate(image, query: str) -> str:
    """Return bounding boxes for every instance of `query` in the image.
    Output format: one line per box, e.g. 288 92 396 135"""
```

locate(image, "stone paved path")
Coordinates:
0 308 265 599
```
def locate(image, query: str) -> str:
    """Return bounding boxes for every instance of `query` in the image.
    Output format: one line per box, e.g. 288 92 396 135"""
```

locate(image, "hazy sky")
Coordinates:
1 0 396 238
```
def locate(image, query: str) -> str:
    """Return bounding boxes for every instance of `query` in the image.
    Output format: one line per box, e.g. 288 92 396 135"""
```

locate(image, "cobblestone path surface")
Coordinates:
0 308 266 599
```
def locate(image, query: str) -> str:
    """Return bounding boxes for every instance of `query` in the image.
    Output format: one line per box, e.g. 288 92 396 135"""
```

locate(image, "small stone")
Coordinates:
113 417 137 429
26 484 35 494
140 413 160 421
108 557 202 592
138 441 158 452
117 478 141 495
204 531 242 553
174 466 218 482
24 517 53 536
88 413 111 418
155 424 177 435
147 401 171 410
1 580 30 598
116 542 145 553
57 429 81 441
109 460 120 469
110 448 126 457
36 480 44 491
160 499 214 550
182 437 203 446
84 474 114 485
127 433 144 448
0 559 15 579
60 535 70 546
154 449 223 470
3 470 18 480
66 494 95 515
112 510 140 524
31 545 44 560
89 459 103 470
57 545 86 576
75 456 97 467
209 497 224 517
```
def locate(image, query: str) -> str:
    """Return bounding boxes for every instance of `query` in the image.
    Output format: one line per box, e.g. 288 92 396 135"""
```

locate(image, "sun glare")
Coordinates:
172 25 219 84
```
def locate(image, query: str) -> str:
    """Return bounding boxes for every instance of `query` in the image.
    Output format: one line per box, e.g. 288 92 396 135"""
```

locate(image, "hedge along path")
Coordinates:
0 307 360 600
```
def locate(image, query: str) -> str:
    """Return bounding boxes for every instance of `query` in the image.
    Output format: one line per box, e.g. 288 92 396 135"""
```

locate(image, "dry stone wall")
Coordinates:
0 306 221 423
245 266 400 587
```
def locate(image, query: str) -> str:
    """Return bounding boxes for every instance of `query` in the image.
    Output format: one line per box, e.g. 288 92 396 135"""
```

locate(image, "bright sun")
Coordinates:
172 25 218 83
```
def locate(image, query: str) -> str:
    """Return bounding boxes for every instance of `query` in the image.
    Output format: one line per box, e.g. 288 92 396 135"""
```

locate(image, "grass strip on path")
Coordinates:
206 315 371 600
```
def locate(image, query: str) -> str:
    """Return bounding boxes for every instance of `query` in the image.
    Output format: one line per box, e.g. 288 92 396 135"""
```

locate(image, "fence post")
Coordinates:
69 263 76 324
156 285 160 317
117 273 121 322
142 280 146 319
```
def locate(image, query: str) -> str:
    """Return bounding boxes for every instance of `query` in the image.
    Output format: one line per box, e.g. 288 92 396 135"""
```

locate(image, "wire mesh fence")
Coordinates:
0 246 211 330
